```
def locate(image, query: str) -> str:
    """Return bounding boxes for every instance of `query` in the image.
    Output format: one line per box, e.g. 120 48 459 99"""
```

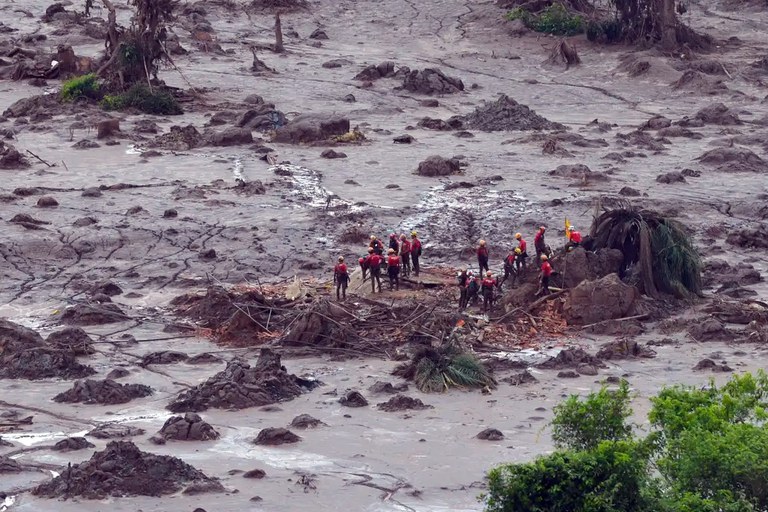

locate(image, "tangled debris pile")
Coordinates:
0 319 95 380
53 379 153 405
167 349 313 412
32 441 224 498
45 327 95 355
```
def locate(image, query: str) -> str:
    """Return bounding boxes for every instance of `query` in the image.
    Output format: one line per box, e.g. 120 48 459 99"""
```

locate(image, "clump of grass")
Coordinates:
60 73 100 102
393 343 496 393
506 3 584 36
101 84 182 115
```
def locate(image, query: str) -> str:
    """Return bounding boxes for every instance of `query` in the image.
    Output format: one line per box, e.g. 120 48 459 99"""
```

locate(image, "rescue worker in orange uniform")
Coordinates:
538 254 553 296
477 239 489 274
333 256 349 300
386 248 401 290
515 233 528 273
481 271 497 312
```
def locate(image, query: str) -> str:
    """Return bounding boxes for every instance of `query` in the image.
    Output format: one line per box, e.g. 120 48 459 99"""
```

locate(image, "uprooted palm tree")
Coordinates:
589 204 702 299
393 342 496 393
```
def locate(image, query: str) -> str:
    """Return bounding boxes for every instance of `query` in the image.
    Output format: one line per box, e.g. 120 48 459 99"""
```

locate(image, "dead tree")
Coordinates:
274 13 284 53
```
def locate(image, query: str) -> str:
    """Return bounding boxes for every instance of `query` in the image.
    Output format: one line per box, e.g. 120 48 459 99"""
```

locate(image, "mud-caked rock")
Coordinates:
0 140 30 169
377 395 432 412
559 248 624 289
339 390 368 407
141 351 189 366
253 427 301 446
549 164 609 183
157 413 220 441
60 303 128 325
206 127 253 146
476 428 504 441
290 414 326 429
538 348 605 370
272 115 349 143
36 195 58 207
0 456 22 473
97 119 120 139
54 379 153 404
32 440 224 498
696 148 766 173
564 274 638 325
501 370 538 385
53 437 95 451
596 339 656 360
693 358 733 372
45 326 95 355
399 68 464 95
167 349 309 412
416 155 461 177
0 319 95 380
451 94 564 131
694 103 741 125
368 381 409 394
354 61 397 81
187 353 224 364
87 423 145 439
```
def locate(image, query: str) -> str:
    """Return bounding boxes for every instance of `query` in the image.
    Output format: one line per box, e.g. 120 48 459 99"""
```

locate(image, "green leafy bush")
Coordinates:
551 380 633 451
484 372 768 512
486 441 649 512
60 73 100 102
393 343 496 392
506 3 584 36
101 84 182 115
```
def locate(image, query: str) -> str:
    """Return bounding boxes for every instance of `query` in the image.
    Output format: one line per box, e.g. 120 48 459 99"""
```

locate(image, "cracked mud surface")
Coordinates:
1 0 767 510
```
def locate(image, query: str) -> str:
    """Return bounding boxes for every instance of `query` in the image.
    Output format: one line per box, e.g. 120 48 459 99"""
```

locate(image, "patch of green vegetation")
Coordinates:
505 3 584 36
101 84 182 115
60 73 100 102
484 372 768 512
393 343 496 393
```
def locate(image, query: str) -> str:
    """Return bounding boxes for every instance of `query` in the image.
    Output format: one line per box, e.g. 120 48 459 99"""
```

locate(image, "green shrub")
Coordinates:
485 441 649 512
551 380 633 451
506 3 583 36
60 73 100 102
101 84 182 115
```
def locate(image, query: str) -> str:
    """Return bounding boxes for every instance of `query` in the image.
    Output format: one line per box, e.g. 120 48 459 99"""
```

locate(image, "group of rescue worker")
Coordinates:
332 225 583 310
332 231 423 300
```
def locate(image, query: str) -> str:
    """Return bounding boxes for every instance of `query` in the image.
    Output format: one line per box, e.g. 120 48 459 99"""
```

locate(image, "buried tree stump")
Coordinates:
546 39 581 70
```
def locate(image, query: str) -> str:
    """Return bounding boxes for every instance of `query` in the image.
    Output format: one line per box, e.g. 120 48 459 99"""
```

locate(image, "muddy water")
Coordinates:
1 0 768 509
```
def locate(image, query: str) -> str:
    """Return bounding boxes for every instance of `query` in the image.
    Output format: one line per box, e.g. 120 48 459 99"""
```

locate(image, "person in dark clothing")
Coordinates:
386 248 401 290
333 256 349 300
389 233 399 255
368 250 383 293
399 234 411 277
467 272 481 307
537 254 553 296
369 235 384 255
410 231 422 277
499 248 520 289
481 271 496 312
359 247 373 281
477 239 489 274
457 269 469 310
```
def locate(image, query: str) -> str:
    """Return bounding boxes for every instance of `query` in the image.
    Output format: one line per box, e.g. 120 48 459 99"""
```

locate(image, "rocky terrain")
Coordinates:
0 0 767 510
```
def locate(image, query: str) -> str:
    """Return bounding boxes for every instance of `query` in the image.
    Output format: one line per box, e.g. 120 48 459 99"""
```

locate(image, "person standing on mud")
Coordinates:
537 254 553 297
534 226 548 263
389 233 399 255
481 271 496 312
370 235 384 255
467 272 481 307
368 249 383 293
477 240 489 274
457 268 469 310
359 247 373 281
399 234 411 277
333 256 350 300
515 233 528 273
499 247 520 289
410 231 422 277
386 248 401 290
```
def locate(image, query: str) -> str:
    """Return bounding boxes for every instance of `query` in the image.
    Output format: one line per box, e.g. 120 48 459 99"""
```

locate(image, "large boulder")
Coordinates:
564 273 638 325
415 155 461 177
560 248 624 288
399 68 464 95
272 115 349 144
205 128 253 146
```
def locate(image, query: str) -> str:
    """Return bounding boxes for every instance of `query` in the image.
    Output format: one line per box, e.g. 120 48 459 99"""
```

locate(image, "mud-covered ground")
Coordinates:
1 0 767 509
